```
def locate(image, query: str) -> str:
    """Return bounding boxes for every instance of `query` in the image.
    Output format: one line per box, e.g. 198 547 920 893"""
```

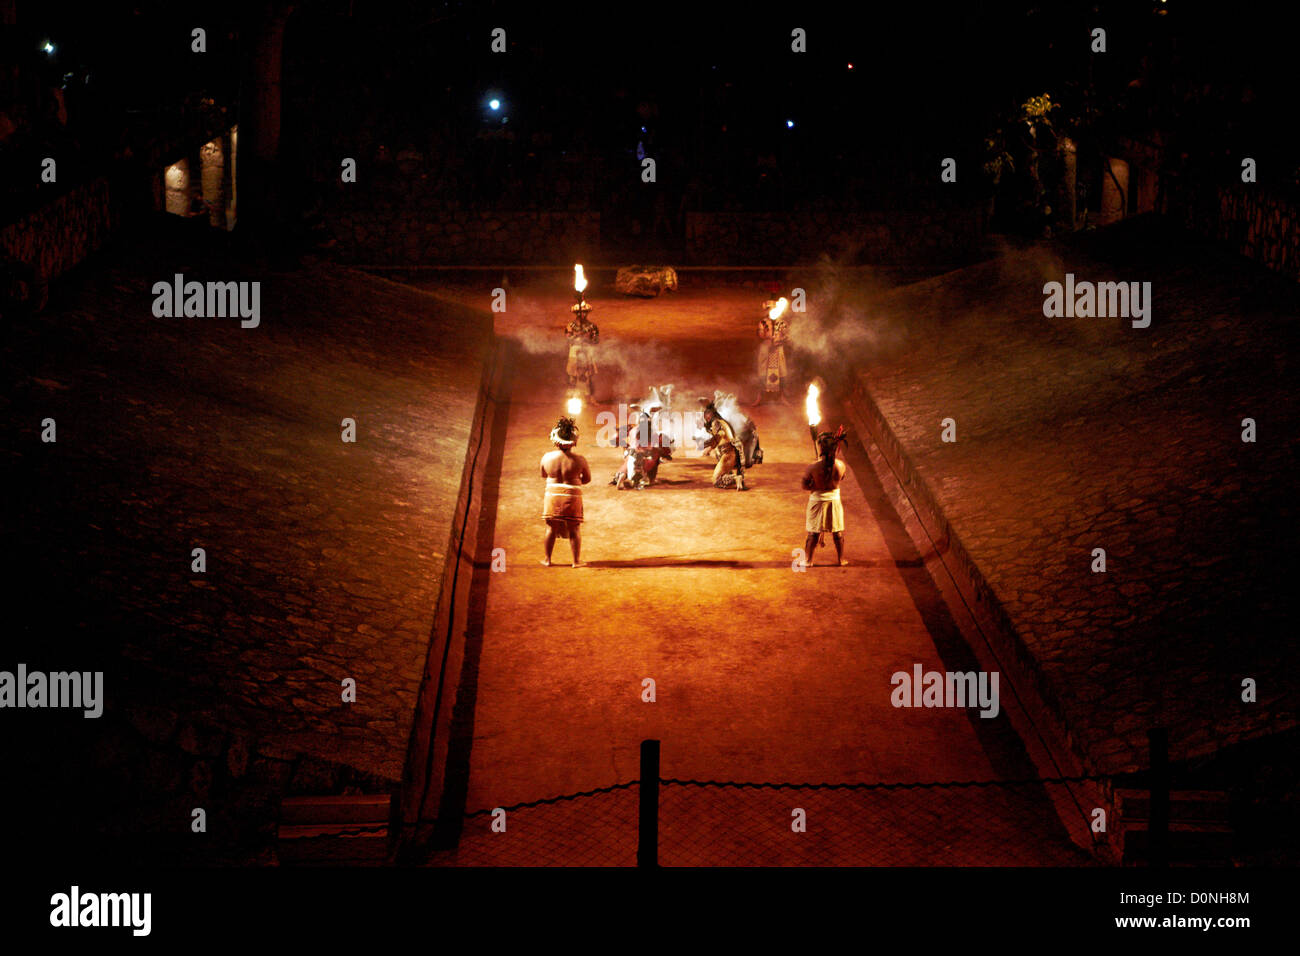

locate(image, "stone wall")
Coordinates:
328 207 600 264
684 207 984 264
0 176 112 284
841 372 1116 861
397 338 510 857
326 204 984 266
82 701 395 864
839 227 1300 777
1183 185 1299 282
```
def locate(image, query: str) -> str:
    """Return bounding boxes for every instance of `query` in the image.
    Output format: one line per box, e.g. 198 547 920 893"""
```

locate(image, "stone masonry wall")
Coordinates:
0 177 113 284
1185 186 1299 283
326 205 983 265
1180 180 1300 282
328 207 600 264
684 207 984 264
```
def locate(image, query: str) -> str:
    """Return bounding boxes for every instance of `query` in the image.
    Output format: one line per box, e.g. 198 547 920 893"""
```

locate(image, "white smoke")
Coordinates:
712 389 751 437
494 292 695 398
783 257 904 373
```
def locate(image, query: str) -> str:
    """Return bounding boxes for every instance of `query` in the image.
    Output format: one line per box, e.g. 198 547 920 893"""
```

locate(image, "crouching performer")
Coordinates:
612 401 674 490
802 426 848 566
698 398 748 491
541 416 592 566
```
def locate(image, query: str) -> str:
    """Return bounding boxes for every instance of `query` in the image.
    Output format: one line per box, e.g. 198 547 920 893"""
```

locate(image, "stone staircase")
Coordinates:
277 793 394 865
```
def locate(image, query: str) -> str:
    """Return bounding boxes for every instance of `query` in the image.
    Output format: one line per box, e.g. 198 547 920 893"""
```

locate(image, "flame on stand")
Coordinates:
573 264 587 294
806 382 821 427
768 296 789 321
567 396 583 416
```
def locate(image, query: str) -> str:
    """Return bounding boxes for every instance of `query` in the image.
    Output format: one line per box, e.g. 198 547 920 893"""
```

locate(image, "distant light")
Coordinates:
488 98 500 111
641 126 646 133
786 119 795 129
847 63 854 70
43 40 56 55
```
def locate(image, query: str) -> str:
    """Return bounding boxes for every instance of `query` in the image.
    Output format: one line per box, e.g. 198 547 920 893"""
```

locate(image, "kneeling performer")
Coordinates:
699 399 747 491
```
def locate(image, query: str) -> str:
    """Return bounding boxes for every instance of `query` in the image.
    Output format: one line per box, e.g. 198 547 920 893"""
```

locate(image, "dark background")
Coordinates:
5 0 1297 225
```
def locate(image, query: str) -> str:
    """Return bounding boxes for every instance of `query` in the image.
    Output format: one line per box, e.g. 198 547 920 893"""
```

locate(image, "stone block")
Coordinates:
614 265 679 297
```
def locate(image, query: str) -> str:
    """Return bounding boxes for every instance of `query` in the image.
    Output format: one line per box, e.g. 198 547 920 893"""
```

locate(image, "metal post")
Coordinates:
637 739 660 868
1148 727 1169 867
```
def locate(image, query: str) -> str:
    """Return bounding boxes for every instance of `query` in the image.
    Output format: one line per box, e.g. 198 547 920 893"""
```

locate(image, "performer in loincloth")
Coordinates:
698 398 748 491
756 296 791 405
565 298 599 401
802 426 848 566
540 416 592 566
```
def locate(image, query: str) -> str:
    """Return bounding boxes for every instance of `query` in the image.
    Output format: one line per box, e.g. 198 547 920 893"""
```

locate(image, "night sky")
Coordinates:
14 1 1297 212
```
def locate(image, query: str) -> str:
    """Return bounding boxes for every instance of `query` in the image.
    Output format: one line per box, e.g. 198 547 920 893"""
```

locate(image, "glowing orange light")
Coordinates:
768 296 789 321
574 264 587 294
806 383 821 427
567 396 583 416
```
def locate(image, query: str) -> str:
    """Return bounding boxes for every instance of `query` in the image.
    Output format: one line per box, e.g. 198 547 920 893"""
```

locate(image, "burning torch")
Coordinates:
572 263 589 313
566 264 590 416
806 381 822 455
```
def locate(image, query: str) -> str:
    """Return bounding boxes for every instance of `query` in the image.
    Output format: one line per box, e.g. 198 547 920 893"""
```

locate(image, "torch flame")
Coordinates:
768 296 789 321
806 382 821 427
574 264 587 294
567 396 583 416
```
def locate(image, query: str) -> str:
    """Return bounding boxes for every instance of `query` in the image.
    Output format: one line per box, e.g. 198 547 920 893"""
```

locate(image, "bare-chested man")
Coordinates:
540 416 592 567
801 428 848 566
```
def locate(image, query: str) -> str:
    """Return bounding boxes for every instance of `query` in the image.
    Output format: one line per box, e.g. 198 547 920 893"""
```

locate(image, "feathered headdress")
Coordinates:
816 425 847 454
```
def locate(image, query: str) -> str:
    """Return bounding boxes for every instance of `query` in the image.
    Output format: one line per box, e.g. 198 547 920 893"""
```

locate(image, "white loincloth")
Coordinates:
806 487 844 533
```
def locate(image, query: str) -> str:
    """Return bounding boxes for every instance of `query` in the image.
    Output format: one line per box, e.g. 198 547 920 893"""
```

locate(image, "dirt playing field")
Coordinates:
414 273 1093 865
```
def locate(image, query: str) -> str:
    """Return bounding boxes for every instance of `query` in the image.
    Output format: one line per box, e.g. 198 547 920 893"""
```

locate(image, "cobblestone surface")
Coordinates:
852 220 1300 773
3 237 491 793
